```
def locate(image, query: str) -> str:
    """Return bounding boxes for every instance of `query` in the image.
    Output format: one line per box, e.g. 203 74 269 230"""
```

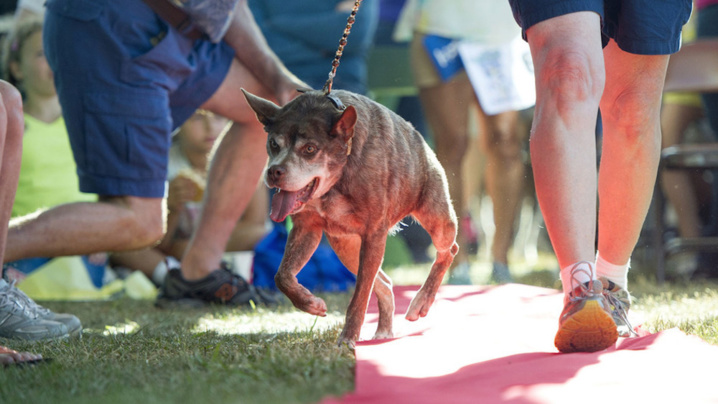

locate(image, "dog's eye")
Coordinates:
269 139 279 150
304 145 317 155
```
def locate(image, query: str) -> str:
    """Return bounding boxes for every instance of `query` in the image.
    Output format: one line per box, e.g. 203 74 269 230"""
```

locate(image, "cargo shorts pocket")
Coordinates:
83 90 172 181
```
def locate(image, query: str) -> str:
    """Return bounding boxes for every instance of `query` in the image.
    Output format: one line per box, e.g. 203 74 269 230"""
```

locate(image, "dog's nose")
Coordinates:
267 165 286 183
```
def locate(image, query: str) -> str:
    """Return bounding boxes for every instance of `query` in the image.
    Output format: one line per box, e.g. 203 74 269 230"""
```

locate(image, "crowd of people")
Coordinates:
0 0 709 363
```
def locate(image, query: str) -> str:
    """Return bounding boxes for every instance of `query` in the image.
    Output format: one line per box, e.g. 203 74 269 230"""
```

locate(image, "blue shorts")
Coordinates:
44 0 235 198
508 0 693 55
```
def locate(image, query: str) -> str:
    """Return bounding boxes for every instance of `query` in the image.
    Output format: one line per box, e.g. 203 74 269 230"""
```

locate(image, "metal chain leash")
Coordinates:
322 0 363 95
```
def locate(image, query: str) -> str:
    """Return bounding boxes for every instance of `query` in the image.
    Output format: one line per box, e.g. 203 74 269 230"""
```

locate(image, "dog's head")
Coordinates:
242 89 357 222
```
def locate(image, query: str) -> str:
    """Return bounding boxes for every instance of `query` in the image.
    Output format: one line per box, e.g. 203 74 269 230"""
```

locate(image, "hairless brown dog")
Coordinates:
242 89 459 348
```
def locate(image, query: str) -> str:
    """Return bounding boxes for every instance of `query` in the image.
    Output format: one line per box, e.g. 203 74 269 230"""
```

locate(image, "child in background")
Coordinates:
110 110 271 285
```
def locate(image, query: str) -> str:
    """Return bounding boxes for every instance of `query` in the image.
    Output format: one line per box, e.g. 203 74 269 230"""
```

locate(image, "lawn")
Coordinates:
2 257 718 404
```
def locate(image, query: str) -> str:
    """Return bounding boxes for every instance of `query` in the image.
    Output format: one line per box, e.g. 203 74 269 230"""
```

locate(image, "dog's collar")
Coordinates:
326 93 346 111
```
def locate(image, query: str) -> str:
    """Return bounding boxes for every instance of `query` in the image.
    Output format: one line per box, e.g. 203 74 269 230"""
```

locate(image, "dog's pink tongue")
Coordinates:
270 190 298 222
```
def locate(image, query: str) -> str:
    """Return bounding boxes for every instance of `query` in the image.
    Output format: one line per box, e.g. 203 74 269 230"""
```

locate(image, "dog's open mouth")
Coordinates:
270 178 319 222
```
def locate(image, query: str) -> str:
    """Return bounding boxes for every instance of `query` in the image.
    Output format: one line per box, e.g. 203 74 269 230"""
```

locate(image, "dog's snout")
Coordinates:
267 165 286 183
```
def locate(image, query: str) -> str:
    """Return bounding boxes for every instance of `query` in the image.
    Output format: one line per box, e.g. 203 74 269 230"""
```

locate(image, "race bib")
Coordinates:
458 37 536 115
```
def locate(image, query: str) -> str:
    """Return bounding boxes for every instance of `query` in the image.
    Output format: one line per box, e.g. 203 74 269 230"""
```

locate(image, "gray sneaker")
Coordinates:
0 280 70 342
599 278 638 337
490 262 513 284
34 307 82 338
4 280 82 337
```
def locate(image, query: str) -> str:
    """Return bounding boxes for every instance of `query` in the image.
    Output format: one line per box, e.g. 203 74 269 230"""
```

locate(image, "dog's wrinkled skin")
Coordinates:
242 88 459 349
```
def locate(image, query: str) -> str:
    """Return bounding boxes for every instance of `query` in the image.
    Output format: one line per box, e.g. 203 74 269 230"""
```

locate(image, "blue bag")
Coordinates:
253 223 356 292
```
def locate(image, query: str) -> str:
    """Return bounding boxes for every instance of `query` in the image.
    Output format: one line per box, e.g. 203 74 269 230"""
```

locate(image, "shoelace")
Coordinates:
603 289 639 337
0 281 47 319
5 280 50 318
567 261 600 301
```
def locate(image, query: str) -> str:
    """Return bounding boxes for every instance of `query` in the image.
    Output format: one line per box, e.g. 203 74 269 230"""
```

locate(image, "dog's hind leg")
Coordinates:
372 269 395 339
405 203 459 321
327 234 395 342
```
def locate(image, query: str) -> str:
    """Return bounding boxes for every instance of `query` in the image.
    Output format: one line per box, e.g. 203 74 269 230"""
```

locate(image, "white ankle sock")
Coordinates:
595 252 629 290
152 257 178 285
560 261 595 294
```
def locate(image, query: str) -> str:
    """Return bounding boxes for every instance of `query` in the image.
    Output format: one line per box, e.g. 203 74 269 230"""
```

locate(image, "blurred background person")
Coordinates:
249 0 378 95
396 0 534 284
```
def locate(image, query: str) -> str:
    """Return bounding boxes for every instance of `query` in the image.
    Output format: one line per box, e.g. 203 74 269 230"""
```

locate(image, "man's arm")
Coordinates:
223 0 308 105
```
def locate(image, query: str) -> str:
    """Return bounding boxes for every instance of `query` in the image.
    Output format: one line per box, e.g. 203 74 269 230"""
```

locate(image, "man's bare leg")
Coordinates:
597 40 669 268
6 197 164 262
525 12 605 272
179 59 274 280
0 81 77 343
527 12 620 353
0 82 23 265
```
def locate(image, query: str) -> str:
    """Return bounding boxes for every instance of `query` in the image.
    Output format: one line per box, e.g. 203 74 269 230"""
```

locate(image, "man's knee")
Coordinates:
484 120 522 160
537 49 604 115
602 88 661 142
102 196 165 249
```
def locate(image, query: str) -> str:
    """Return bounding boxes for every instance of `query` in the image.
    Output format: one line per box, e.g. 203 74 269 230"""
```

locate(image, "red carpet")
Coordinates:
324 284 718 404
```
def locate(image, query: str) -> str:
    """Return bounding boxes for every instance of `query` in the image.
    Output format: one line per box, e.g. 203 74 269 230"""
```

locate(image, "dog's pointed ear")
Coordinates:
241 88 280 125
331 105 357 141
331 106 357 156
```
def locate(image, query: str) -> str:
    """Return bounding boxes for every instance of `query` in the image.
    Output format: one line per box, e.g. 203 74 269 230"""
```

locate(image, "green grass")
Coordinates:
1 295 355 404
2 263 718 404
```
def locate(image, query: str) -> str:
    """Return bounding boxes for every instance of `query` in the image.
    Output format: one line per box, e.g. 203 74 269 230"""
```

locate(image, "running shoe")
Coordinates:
0 280 70 342
554 263 618 353
490 261 513 284
447 261 472 285
156 264 278 308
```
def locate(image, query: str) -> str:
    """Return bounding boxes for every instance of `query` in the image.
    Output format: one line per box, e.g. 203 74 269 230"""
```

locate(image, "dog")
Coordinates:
242 88 459 348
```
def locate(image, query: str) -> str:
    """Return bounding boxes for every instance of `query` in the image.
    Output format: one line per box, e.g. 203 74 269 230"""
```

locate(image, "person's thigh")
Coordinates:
200 58 283 124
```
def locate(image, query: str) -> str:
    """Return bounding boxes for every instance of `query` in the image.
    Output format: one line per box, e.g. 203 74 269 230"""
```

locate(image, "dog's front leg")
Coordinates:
338 232 387 349
275 221 326 316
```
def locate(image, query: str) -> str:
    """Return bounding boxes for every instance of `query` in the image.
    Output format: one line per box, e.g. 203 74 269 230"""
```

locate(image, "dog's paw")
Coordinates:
405 291 434 321
303 296 328 317
291 294 327 317
372 329 394 340
336 333 357 350
285 286 328 316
